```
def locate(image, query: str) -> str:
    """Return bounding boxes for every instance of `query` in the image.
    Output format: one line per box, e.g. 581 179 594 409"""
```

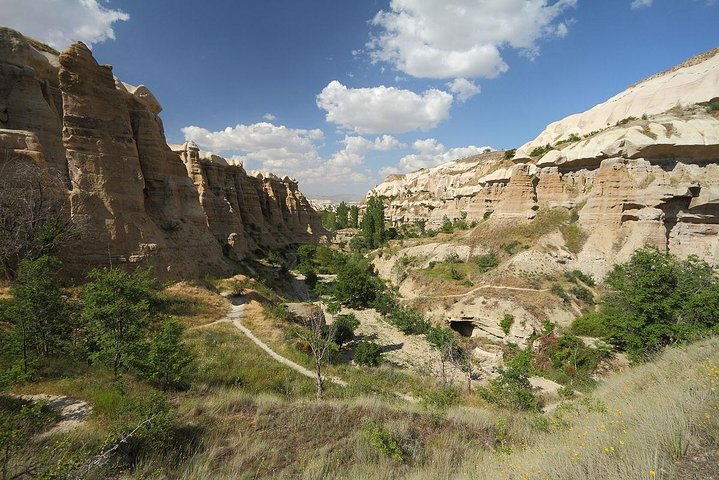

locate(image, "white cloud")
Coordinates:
317 80 453 134
329 135 405 168
182 122 324 173
378 165 402 178
1 0 129 49
447 78 481 102
397 138 493 171
182 122 381 191
368 0 577 79
631 0 653 8
263 113 276 121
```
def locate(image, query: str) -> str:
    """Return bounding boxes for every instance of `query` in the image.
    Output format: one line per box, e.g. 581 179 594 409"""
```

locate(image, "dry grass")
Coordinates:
162 281 231 327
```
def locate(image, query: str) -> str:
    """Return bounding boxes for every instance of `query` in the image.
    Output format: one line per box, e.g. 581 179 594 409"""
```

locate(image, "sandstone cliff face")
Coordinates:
0 27 325 278
368 48 719 356
369 49 719 280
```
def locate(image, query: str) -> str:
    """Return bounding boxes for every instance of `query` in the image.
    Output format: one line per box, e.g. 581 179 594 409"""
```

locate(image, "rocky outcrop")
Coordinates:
370 48 719 280
0 27 325 278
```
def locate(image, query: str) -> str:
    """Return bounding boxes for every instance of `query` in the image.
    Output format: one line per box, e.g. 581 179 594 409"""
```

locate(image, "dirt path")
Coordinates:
16 394 92 436
424 283 550 299
201 295 348 387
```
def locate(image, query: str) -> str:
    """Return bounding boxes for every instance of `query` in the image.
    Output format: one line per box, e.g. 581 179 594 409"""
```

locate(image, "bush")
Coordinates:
333 314 360 348
570 312 608 337
440 216 454 234
550 283 570 303
426 327 456 350
564 269 595 286
478 368 538 411
503 149 516 160
449 267 464 280
444 252 462 264
601 247 719 360
474 252 499 272
354 341 383 367
362 420 403 462
529 144 553 157
141 318 193 390
571 285 594 304
500 314 514 335
421 387 460 411
333 259 383 309
302 269 318 289
387 306 430 335
483 211 493 220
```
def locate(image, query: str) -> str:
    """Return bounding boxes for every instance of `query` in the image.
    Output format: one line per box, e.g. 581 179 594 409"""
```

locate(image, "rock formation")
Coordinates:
0 27 326 278
369 48 719 280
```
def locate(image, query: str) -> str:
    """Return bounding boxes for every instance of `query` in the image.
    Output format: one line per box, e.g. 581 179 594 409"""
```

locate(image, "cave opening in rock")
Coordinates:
450 320 475 337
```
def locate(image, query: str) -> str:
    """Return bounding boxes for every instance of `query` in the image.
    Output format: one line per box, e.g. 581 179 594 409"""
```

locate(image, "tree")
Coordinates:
336 202 349 229
333 313 360 348
602 246 719 360
354 341 383 367
362 196 386 249
8 256 70 374
82 268 156 376
296 307 337 399
349 205 359 228
0 162 79 280
333 259 382 309
141 318 193 390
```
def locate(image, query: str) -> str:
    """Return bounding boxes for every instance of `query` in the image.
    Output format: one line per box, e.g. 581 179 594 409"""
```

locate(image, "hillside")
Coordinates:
0 27 327 279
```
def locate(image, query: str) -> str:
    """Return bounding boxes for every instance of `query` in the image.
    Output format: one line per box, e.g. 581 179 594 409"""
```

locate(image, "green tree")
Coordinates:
354 341 383 366
336 202 349 229
602 246 719 360
333 313 360 348
319 209 337 231
440 216 453 234
362 196 386 249
141 318 193 390
82 268 156 376
333 259 382 309
8 256 69 374
349 205 359 228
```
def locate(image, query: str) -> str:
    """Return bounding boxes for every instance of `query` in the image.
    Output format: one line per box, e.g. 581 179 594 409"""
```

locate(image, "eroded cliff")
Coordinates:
0 27 325 278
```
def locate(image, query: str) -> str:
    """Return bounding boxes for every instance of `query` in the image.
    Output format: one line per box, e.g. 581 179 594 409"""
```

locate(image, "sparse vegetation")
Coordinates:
503 148 516 159
500 313 514 335
474 252 499 272
529 144 554 157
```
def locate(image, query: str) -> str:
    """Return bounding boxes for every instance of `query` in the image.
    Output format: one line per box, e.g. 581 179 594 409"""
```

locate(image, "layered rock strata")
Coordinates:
0 28 325 278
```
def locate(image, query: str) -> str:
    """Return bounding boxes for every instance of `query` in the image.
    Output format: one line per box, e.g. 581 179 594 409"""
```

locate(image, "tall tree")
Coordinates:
362 197 386 248
349 205 359 228
336 201 349 229
8 255 69 373
82 268 155 376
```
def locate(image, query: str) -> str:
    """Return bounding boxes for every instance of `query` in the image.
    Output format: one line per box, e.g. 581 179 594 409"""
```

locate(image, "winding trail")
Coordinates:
423 283 550 299
205 295 347 387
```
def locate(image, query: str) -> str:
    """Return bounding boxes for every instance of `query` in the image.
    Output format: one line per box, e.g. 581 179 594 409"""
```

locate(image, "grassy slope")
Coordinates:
3 280 717 479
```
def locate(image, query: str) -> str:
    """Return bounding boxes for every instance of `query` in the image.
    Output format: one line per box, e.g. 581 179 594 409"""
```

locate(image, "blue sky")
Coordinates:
2 0 718 199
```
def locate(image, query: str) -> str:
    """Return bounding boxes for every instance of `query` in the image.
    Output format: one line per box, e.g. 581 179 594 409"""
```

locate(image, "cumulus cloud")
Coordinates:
317 80 453 134
398 138 493 171
262 113 276 121
182 122 324 172
447 78 481 102
631 0 653 7
182 122 382 190
329 135 405 168
368 0 577 79
1 0 129 49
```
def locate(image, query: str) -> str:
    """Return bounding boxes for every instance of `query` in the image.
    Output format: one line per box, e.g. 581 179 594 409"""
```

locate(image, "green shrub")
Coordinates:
333 259 383 309
421 387 460 411
501 240 523 255
141 318 193 391
333 314 360 348
354 341 383 367
564 269 595 286
444 253 462 264
542 320 555 335
570 312 608 337
601 246 719 360
474 252 499 272
529 144 554 157
426 327 456 350
362 420 403 462
500 314 514 335
478 368 538 411
483 211 493 220
440 216 454 234
449 267 464 280
571 285 594 304
504 344 533 375
550 283 570 303
387 306 429 335
303 269 318 289
615 116 638 126
503 149 516 160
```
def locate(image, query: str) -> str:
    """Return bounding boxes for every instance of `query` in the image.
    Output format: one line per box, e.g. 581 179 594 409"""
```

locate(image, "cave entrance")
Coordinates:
450 320 475 337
